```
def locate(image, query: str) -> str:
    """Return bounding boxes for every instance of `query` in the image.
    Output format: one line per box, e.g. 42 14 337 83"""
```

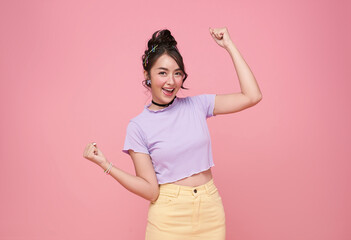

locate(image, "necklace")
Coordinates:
152 96 177 107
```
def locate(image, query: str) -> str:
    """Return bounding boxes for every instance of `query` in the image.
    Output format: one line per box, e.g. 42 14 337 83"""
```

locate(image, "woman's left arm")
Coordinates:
209 27 262 115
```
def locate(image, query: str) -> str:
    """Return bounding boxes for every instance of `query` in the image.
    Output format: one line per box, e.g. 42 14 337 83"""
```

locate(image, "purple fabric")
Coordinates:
122 94 216 184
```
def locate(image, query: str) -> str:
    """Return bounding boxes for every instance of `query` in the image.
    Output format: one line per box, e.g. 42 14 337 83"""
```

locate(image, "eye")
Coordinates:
159 71 166 76
175 72 184 77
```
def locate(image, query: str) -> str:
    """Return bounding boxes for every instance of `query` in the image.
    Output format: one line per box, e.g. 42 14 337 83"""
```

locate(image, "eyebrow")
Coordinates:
157 67 182 71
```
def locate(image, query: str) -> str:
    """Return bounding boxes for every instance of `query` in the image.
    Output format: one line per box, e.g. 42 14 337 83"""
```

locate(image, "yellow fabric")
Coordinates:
145 178 226 239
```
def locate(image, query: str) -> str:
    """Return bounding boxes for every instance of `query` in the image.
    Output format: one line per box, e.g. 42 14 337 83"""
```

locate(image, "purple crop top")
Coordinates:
122 94 216 184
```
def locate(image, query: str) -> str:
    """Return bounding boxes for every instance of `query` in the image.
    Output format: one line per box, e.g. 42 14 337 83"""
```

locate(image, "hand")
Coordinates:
83 142 108 166
209 27 233 50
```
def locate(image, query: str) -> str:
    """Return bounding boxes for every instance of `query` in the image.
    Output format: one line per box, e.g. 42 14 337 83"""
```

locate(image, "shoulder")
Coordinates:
190 93 216 99
176 94 212 103
175 94 216 107
124 111 148 136
186 94 216 118
128 109 148 125
188 94 216 105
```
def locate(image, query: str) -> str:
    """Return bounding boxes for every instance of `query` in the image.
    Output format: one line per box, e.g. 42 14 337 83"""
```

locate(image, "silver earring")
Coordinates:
146 79 151 85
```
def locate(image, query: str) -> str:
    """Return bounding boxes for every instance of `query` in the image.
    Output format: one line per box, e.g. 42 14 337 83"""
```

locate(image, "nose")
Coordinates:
166 74 175 85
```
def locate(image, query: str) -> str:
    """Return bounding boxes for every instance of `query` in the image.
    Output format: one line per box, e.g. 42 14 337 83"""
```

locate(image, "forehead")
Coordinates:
152 54 180 70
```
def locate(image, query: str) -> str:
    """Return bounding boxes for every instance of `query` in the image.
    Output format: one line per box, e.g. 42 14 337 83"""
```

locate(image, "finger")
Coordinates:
209 28 215 36
86 146 94 157
211 29 219 37
91 142 97 155
94 146 100 155
96 148 103 156
212 30 221 39
86 142 95 153
209 28 216 38
87 143 98 157
93 145 101 156
83 143 92 157
218 33 223 40
210 32 217 41
216 30 224 39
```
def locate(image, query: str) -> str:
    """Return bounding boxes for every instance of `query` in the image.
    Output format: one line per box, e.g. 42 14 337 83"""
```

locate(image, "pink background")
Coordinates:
1 0 350 239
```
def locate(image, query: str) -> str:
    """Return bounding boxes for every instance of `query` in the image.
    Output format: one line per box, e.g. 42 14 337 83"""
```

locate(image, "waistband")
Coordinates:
159 178 217 197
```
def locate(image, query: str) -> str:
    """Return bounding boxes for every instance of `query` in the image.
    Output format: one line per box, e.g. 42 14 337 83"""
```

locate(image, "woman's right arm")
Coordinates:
83 143 160 202
99 150 159 202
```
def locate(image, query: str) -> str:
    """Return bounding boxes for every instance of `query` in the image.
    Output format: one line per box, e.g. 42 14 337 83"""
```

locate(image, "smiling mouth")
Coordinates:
162 88 175 96
162 88 174 92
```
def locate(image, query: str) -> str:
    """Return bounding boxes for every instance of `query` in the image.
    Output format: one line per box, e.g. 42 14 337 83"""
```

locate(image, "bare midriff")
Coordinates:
167 168 213 187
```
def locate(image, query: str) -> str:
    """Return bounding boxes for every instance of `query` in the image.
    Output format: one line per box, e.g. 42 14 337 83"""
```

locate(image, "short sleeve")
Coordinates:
122 121 149 155
191 94 216 118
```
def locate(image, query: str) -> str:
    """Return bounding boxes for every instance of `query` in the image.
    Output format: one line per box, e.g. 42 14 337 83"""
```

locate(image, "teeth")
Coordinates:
163 88 174 92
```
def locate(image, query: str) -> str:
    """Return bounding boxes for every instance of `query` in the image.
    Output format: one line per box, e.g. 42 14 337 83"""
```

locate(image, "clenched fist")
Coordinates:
83 142 108 166
209 27 234 50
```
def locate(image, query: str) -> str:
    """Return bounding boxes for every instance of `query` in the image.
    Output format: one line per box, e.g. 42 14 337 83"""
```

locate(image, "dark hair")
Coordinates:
142 29 188 90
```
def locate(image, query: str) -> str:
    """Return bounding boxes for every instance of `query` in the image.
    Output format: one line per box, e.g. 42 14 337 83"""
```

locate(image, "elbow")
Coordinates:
150 197 158 203
150 185 160 203
150 194 158 203
150 194 159 203
250 93 262 105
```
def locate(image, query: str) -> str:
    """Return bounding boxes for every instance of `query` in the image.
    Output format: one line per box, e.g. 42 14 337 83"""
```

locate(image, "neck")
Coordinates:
151 96 176 108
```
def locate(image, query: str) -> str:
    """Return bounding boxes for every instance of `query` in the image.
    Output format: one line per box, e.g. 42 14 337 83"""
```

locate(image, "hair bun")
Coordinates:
142 28 188 89
148 29 177 49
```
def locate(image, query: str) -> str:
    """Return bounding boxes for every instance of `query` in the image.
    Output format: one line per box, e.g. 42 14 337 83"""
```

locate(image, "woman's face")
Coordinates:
145 53 184 106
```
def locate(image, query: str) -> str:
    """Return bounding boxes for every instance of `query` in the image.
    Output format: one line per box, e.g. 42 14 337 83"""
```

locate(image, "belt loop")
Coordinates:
175 185 180 197
205 182 210 194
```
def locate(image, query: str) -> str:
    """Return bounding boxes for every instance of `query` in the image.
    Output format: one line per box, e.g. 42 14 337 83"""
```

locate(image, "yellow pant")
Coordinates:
145 178 226 240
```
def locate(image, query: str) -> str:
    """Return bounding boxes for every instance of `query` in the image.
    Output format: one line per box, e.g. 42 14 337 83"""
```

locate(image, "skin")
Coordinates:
143 53 214 186
83 27 262 202
144 54 184 111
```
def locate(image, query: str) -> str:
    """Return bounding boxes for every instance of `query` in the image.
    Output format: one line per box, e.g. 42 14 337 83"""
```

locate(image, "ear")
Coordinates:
144 70 149 80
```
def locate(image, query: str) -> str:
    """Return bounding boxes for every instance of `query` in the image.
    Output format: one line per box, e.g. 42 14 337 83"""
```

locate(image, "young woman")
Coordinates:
83 27 262 239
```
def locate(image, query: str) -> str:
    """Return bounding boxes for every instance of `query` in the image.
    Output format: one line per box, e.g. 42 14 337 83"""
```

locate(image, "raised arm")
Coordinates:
209 27 262 115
